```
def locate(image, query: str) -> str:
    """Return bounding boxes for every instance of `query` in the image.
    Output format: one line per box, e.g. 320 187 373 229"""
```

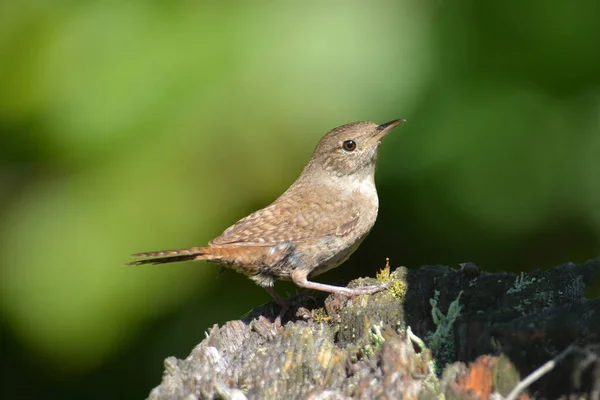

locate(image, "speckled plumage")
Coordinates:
128 119 405 305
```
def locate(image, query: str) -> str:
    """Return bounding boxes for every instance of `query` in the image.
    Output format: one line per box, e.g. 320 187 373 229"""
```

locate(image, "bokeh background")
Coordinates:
1 1 599 398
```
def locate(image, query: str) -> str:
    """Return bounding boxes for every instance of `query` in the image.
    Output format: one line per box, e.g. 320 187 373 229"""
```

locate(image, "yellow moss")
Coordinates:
313 308 332 323
389 279 407 299
376 258 407 299
376 258 392 281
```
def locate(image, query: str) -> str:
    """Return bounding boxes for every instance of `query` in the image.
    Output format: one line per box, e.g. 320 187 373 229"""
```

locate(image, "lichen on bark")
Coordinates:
148 258 600 399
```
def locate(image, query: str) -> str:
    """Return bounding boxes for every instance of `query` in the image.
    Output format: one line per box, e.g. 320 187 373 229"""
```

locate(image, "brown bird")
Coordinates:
128 119 405 308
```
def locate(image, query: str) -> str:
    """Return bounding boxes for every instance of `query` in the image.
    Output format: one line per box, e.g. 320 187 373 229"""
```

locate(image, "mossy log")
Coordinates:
148 259 600 399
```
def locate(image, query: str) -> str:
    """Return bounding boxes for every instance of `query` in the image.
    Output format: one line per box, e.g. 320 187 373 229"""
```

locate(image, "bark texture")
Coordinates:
148 258 600 399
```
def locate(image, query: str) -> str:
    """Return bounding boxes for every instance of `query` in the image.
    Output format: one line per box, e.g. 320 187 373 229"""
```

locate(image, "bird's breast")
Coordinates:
345 174 379 209
336 174 379 238
358 175 378 197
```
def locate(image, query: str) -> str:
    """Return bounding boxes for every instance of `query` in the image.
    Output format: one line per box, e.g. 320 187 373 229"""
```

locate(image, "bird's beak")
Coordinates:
372 118 406 143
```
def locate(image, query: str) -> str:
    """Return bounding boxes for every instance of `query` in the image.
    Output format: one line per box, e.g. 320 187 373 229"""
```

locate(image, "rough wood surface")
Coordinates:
148 259 600 399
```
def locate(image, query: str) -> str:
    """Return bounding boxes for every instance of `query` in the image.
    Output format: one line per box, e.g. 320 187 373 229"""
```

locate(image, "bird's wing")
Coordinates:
209 190 360 246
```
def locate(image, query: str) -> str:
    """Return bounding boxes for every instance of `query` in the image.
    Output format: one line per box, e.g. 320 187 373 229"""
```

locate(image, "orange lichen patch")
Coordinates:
457 355 495 397
450 355 530 400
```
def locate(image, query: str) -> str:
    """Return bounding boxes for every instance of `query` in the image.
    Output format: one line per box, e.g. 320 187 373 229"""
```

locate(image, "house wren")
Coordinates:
128 119 405 308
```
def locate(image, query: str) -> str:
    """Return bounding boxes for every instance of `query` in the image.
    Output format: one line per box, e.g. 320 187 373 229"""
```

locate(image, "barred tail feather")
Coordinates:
131 247 205 258
126 247 206 266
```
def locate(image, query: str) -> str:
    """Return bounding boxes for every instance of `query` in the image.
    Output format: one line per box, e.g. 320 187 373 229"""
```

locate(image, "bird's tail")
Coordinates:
126 247 208 266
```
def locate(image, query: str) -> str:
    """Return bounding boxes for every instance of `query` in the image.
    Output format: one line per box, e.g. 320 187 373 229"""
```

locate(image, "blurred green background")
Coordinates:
1 0 599 398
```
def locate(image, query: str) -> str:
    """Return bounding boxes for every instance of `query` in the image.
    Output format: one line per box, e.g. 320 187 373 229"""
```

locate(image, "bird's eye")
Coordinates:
342 140 356 152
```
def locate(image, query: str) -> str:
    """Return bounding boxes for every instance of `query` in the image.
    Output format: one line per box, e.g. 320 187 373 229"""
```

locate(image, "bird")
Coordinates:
128 119 405 309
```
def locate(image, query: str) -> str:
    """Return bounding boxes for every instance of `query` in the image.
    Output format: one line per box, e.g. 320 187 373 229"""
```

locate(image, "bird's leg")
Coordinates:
264 287 289 326
264 286 289 309
291 269 390 297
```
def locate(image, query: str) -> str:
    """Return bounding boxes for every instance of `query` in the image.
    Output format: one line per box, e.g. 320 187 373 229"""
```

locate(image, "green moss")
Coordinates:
368 324 386 349
425 290 463 374
507 272 537 294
